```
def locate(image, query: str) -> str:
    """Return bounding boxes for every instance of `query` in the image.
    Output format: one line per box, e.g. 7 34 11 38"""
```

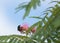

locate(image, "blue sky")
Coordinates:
0 0 55 35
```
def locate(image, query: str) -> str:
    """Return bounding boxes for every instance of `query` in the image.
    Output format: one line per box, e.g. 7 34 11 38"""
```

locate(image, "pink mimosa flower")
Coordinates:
21 23 29 31
31 27 36 33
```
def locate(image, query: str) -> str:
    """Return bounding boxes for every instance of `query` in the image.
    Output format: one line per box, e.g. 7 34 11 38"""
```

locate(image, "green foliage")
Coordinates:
16 0 43 19
0 0 60 43
0 35 31 43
